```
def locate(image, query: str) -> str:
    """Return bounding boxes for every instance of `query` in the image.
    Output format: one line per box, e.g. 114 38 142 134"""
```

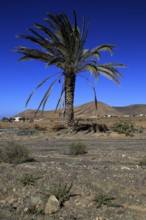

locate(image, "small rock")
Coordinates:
44 195 60 214
121 166 131 170
23 207 29 213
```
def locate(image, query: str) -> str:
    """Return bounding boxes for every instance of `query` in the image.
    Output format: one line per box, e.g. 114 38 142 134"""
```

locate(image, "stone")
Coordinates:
44 195 60 214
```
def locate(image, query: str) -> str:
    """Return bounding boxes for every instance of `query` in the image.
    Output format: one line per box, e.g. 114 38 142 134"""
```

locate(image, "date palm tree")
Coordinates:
16 11 125 131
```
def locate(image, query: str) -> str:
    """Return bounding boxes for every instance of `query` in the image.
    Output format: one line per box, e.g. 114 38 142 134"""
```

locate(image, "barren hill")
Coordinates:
74 101 123 118
113 104 146 115
15 101 123 119
14 109 59 119
14 102 146 119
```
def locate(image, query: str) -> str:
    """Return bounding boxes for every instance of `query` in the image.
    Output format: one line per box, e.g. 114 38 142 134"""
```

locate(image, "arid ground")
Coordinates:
0 118 146 220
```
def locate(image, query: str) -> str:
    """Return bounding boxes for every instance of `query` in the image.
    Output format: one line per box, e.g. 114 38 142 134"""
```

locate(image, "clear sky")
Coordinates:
0 0 146 118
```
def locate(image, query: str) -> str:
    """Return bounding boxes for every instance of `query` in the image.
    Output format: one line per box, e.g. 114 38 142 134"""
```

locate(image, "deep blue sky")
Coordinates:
1 0 146 118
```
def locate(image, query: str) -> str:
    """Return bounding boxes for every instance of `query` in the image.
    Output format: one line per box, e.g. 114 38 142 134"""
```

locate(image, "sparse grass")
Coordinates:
68 142 87 155
20 173 41 186
93 192 122 208
0 141 30 164
46 182 73 207
139 155 146 166
34 124 47 131
52 124 67 132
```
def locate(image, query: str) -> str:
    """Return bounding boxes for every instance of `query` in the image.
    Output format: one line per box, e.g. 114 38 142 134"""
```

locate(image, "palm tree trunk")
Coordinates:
64 72 76 131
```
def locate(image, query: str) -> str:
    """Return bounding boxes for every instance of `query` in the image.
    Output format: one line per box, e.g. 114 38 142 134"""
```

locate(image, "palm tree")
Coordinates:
16 11 125 131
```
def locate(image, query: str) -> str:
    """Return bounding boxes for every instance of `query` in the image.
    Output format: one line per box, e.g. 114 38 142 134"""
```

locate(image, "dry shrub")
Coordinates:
113 120 143 136
0 141 30 164
68 142 87 155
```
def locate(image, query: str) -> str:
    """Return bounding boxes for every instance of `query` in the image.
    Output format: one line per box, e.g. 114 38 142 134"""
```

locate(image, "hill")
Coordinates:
113 104 146 115
74 101 122 118
14 101 123 119
14 102 146 119
14 109 59 119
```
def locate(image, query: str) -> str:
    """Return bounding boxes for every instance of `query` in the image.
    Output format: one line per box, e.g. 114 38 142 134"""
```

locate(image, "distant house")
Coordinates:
104 114 118 118
14 117 21 122
8 116 28 122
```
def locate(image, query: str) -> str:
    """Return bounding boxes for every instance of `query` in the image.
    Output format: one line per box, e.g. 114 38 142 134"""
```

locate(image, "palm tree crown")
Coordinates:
16 11 125 130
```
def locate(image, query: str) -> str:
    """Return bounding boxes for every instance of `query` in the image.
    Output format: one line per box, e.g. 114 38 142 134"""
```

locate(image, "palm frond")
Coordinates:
28 28 47 41
34 23 59 43
97 65 121 84
35 79 57 117
82 20 90 48
16 34 47 48
26 73 61 107
47 13 72 46
16 47 51 62
78 74 98 110
93 44 116 56
79 64 99 80
55 83 65 112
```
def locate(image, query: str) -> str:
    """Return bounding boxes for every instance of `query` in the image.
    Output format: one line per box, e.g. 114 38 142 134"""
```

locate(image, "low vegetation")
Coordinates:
113 120 143 136
139 155 146 166
52 124 67 132
20 173 41 186
46 182 73 207
34 124 47 131
0 141 30 164
68 142 87 155
93 192 121 208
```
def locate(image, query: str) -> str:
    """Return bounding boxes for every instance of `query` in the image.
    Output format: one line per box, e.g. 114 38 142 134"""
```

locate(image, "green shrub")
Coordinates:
139 155 146 166
46 182 73 207
68 142 87 155
20 173 41 186
93 192 121 208
113 120 143 136
0 142 30 164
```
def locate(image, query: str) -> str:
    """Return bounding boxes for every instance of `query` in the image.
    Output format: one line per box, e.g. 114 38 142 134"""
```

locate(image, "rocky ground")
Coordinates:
0 122 146 220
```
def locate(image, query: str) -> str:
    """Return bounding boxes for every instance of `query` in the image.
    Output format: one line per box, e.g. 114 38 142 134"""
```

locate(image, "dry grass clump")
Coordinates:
93 192 122 208
34 124 47 131
0 141 30 164
68 142 87 155
20 173 41 186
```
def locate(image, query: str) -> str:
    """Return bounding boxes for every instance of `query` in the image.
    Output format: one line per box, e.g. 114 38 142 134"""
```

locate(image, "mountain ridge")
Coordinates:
14 101 146 119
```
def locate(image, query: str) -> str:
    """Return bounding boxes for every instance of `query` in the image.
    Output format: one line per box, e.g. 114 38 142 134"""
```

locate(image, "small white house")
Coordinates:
13 117 21 122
